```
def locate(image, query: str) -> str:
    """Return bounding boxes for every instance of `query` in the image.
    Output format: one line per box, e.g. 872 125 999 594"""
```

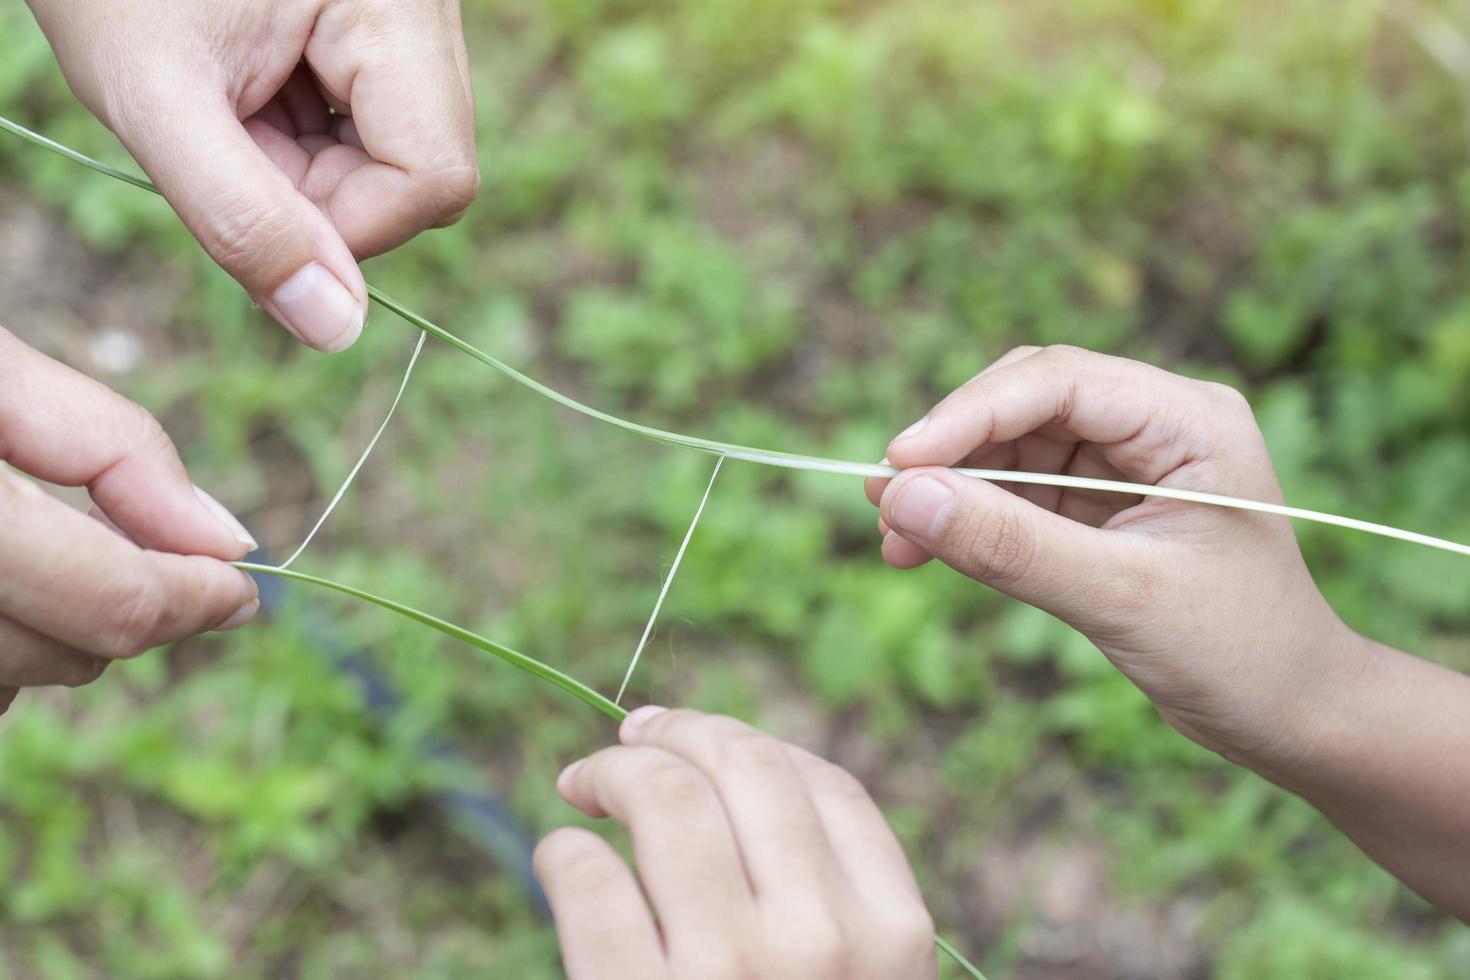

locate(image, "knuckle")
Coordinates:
768 914 850 978
533 829 613 888
954 504 1034 587
642 759 713 810
1106 544 1164 621
1040 343 1089 362
715 730 792 777
100 575 168 658
642 706 708 739
203 195 296 281
128 402 176 456
1199 380 1251 416
422 159 481 223
802 759 872 806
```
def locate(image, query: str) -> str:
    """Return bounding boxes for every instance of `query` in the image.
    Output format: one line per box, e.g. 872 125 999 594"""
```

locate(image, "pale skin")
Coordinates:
534 707 939 980
26 0 480 352
0 327 261 712
11 0 1466 966
0 0 481 712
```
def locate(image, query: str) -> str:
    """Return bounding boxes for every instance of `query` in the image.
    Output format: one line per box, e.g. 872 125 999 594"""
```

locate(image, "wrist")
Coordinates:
1221 618 1382 788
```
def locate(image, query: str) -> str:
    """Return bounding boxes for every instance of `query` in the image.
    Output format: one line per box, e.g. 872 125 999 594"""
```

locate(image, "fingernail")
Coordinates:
890 476 955 541
269 262 364 353
895 417 929 441
194 485 258 552
214 599 260 633
556 759 586 795
620 704 668 743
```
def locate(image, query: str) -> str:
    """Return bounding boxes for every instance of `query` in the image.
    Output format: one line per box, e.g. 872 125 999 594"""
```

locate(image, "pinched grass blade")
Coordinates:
235 562 628 721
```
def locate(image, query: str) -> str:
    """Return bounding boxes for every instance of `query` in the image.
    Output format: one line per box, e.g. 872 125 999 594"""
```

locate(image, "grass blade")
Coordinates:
234 561 627 722
279 332 427 570
935 935 990 979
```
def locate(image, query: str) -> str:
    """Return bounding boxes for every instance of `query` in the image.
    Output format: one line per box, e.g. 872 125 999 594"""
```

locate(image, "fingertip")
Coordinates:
886 417 946 468
193 485 258 558
556 758 586 801
93 478 255 563
881 531 934 569
265 262 367 354
620 704 669 744
879 467 959 545
533 826 607 885
213 598 260 633
864 475 890 507
894 417 930 443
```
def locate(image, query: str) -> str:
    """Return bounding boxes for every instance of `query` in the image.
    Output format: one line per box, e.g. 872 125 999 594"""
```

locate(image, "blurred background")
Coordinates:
3 0 1470 976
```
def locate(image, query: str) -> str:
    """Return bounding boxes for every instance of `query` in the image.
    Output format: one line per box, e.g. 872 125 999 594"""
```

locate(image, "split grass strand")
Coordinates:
616 454 725 705
278 331 427 570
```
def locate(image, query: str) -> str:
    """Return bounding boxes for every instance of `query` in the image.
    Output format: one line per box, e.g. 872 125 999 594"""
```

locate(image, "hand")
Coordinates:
27 0 479 353
0 327 260 716
534 708 938 980
865 345 1355 762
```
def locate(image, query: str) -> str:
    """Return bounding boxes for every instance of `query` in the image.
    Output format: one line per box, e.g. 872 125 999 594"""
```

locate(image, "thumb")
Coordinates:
879 468 1150 631
117 95 367 353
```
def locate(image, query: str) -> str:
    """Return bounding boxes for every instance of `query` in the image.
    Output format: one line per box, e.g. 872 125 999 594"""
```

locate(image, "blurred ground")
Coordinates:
3 1 1470 977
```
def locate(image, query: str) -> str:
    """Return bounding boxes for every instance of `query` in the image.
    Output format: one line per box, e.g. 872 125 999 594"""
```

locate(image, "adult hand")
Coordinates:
866 345 1353 760
0 327 259 715
535 707 938 980
27 0 479 352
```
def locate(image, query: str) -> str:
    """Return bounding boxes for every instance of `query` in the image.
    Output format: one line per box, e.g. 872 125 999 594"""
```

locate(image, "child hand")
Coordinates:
535 708 938 980
866 345 1356 763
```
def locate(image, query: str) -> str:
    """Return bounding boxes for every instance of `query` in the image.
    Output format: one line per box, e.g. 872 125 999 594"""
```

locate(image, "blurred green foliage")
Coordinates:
3 0 1470 976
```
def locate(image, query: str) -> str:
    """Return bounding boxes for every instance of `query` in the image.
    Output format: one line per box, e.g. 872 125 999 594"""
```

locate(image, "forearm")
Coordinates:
1243 630 1470 921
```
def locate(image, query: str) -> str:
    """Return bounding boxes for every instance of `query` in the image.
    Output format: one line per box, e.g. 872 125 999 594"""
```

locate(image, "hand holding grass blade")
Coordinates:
870 345 1470 925
541 706 975 980
24 0 479 352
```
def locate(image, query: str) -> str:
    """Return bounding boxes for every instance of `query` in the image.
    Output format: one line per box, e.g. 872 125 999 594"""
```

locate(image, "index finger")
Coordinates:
558 744 760 967
619 708 843 904
0 328 255 560
0 472 257 659
884 345 1231 486
305 2 480 258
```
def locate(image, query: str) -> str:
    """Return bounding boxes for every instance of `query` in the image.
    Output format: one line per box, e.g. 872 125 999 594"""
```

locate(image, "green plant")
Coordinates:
5 3 1470 975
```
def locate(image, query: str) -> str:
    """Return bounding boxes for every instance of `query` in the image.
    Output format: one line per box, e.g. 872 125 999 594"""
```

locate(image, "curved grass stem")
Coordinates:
234 562 627 721
3 112 1468 557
